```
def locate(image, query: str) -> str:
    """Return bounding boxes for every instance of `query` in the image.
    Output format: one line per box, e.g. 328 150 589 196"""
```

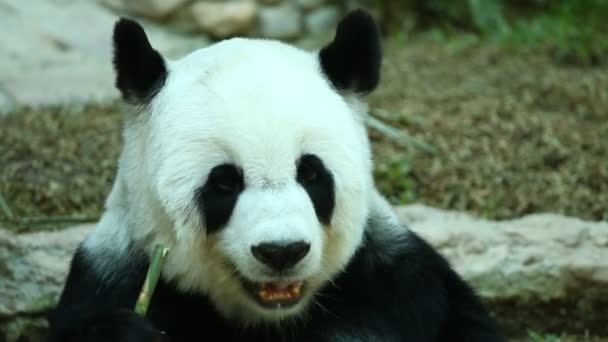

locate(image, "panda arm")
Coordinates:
46 245 164 342
312 221 504 341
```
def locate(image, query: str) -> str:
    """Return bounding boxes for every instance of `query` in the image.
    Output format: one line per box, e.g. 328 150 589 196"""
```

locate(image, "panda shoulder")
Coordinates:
355 190 455 282
78 202 147 287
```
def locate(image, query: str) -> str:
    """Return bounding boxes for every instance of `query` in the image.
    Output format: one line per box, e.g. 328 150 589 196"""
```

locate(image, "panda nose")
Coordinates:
251 241 310 271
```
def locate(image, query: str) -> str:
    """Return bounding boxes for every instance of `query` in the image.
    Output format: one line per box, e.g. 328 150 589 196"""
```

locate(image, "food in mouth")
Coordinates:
244 279 304 308
258 282 302 302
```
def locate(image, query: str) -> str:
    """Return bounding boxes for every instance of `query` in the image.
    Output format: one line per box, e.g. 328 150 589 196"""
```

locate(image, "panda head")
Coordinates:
111 10 382 325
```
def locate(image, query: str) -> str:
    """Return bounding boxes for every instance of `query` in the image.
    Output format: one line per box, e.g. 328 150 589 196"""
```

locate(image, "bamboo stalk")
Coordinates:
365 114 438 155
134 244 170 316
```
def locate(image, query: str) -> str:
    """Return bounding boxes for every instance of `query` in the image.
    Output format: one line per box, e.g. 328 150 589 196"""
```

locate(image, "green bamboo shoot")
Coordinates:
134 244 170 316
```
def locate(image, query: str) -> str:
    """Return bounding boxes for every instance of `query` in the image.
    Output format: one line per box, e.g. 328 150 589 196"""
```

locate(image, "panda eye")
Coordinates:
208 164 243 194
297 155 321 183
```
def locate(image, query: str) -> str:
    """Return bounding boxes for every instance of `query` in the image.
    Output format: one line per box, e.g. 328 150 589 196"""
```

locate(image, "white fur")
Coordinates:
84 37 375 325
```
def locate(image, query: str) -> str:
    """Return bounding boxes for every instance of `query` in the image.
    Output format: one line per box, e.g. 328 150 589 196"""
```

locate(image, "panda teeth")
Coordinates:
256 281 303 302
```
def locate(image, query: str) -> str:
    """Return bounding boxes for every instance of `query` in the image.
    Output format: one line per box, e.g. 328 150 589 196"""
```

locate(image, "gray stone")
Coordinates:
191 0 257 38
296 0 325 10
396 204 608 334
0 225 91 318
0 0 209 109
305 5 340 35
123 0 191 19
258 4 302 39
2 57 119 108
100 0 128 12
0 225 92 342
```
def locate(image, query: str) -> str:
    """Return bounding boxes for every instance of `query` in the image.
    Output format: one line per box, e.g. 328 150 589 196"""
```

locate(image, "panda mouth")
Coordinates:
242 279 305 308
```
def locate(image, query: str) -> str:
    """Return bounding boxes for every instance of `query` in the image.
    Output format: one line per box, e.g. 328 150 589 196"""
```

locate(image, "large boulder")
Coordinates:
0 225 91 342
257 3 302 40
396 204 608 337
304 5 340 36
191 1 257 38
1 205 607 340
122 0 191 20
0 0 209 112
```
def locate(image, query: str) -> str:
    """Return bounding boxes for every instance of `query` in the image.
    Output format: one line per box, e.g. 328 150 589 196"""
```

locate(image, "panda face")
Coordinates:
109 11 381 325
148 43 371 322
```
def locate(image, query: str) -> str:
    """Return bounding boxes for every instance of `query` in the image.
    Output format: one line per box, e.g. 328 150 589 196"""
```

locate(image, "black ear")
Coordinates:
112 18 167 103
319 10 382 95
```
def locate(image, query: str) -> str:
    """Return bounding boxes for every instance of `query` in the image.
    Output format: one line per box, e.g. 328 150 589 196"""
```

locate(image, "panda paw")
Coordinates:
76 309 170 342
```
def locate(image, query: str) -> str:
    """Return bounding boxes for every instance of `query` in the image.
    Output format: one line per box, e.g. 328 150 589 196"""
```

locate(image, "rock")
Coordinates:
0 225 92 342
0 0 209 109
100 0 127 12
123 0 191 20
2 59 119 108
191 0 257 38
396 204 608 336
296 0 325 10
305 5 340 35
0 226 91 318
257 3 302 39
2 206 608 340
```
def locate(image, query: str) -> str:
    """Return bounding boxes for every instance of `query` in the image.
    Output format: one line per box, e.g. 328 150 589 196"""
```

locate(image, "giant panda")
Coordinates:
46 10 504 342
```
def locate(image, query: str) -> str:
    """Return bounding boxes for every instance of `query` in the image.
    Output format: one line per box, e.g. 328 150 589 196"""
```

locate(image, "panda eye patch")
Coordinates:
195 164 244 233
296 154 335 225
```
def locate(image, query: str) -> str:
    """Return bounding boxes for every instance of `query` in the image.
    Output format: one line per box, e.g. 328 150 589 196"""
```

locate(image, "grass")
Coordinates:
0 104 122 231
380 0 608 66
1 36 607 233
500 0 608 66
528 331 562 342
369 36 608 222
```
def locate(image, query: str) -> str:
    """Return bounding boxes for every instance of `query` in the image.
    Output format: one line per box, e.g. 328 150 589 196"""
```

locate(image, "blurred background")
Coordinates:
0 0 607 341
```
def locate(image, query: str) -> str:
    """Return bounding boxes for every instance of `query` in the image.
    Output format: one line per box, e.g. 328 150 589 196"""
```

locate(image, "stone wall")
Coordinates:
101 0 379 41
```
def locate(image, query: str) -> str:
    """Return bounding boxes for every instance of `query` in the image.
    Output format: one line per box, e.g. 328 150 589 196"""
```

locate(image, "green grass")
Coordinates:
385 0 608 66
501 0 608 66
374 157 417 205
528 330 562 342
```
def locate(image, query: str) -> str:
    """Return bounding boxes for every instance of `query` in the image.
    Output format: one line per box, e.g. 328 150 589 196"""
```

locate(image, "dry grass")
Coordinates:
0 105 122 230
1 37 607 232
370 37 608 221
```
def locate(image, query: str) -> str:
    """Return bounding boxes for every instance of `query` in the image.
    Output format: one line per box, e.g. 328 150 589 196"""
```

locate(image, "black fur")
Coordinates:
296 154 335 225
251 241 311 271
195 164 244 233
47 216 504 341
45 246 164 342
112 18 167 103
319 10 382 94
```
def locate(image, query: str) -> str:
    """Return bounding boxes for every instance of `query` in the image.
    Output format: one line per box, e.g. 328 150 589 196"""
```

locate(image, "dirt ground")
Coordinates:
1 36 607 231
370 36 608 221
